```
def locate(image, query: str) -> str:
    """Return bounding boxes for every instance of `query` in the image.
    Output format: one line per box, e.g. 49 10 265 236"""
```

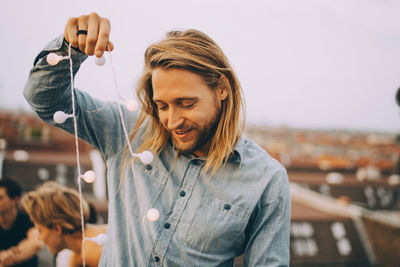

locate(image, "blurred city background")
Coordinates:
2 1 400 266
1 111 399 266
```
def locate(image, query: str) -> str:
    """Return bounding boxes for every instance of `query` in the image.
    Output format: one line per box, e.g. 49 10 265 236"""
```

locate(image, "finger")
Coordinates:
96 41 114 57
106 41 114 51
77 15 89 53
94 18 111 57
64 17 79 48
85 15 99 55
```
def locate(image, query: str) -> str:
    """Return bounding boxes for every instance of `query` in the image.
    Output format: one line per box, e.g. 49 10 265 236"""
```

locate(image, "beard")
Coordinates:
171 106 222 156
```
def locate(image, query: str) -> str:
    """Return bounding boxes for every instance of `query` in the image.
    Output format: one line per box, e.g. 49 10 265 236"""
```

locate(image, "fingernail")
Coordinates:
95 50 102 57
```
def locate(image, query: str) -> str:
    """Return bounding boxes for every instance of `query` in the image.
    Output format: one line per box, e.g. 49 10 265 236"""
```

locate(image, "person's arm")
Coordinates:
23 13 137 160
84 242 104 267
244 168 291 267
0 227 42 267
68 252 81 267
67 242 103 267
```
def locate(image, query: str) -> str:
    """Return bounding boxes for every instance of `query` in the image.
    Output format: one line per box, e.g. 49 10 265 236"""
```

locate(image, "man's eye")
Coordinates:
157 105 168 111
182 103 195 109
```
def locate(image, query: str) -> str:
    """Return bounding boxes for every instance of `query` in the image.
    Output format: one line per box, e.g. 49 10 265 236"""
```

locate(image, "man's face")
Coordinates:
152 68 227 157
0 187 15 217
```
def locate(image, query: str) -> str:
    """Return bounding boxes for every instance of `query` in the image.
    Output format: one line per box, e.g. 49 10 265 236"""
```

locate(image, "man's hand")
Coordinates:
0 247 21 267
64 12 114 58
0 228 43 267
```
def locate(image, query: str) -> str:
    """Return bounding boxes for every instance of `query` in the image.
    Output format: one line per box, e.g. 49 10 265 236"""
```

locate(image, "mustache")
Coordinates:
163 124 194 135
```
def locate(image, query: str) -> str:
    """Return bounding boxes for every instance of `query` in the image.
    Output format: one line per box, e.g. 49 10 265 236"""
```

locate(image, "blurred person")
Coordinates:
0 177 42 267
55 201 99 267
55 201 98 267
21 182 106 267
24 12 291 266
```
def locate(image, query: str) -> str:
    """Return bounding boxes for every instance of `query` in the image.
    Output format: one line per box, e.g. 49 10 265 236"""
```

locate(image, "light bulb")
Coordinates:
138 151 153 164
53 111 71 124
47 53 61 66
93 233 108 246
81 170 96 183
145 208 159 222
85 233 108 246
126 99 138 111
94 56 106 66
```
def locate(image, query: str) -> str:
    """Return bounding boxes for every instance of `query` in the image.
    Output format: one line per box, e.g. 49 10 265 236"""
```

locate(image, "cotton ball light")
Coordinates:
53 111 71 124
145 208 159 222
138 151 153 164
126 99 138 111
94 56 106 66
91 233 108 246
81 170 96 183
47 53 61 66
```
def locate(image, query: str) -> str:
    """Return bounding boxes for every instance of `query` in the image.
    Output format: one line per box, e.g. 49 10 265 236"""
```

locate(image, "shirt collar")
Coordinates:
228 136 244 164
167 136 244 164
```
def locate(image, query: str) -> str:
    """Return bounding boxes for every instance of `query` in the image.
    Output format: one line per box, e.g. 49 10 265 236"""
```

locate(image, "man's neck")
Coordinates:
0 207 18 230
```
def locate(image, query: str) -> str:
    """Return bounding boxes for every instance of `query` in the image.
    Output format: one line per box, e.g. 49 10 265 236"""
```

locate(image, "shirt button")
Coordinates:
179 191 186 197
154 256 160 262
223 204 231 210
164 223 171 229
145 165 152 170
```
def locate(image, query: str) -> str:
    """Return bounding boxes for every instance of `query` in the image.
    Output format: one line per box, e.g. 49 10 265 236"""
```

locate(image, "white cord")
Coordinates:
106 48 135 157
67 43 87 267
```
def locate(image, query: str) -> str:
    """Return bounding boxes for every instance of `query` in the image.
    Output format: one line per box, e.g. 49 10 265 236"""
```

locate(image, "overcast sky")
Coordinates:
1 0 400 133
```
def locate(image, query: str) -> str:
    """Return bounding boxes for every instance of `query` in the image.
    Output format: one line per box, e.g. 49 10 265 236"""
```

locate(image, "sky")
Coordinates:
1 0 400 133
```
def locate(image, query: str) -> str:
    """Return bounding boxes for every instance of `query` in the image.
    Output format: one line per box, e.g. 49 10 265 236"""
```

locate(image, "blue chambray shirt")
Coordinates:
24 36 291 267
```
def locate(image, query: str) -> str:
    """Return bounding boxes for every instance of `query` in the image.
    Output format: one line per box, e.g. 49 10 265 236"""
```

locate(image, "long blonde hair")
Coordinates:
21 182 89 234
130 29 245 173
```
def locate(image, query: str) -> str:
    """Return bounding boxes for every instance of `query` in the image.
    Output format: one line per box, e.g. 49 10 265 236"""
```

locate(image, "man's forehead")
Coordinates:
151 68 210 99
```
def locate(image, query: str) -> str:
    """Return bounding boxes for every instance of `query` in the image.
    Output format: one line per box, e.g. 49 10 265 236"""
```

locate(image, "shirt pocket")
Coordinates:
185 195 251 253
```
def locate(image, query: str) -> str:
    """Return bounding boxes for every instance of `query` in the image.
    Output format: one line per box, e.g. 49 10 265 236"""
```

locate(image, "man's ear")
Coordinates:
216 75 229 101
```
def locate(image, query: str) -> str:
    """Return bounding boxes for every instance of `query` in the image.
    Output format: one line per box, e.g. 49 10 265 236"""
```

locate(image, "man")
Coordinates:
0 178 42 267
24 12 291 266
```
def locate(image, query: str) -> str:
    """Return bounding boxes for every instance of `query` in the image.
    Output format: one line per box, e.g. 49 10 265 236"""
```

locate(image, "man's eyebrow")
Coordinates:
176 97 198 101
153 97 198 102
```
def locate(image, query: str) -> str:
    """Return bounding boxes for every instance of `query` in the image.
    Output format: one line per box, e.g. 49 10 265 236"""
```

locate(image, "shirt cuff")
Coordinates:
33 34 88 66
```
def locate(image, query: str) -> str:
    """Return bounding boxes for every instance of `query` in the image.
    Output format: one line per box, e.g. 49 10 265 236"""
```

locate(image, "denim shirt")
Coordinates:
24 36 291 267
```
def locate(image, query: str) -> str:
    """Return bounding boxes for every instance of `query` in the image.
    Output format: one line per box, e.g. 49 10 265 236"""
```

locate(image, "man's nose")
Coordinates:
167 108 184 130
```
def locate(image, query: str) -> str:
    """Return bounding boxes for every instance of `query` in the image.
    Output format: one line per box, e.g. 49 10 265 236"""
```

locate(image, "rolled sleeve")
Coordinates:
244 168 291 267
23 36 137 159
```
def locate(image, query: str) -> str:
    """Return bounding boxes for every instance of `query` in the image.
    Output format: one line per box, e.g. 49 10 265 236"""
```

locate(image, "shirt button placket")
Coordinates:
152 158 202 264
